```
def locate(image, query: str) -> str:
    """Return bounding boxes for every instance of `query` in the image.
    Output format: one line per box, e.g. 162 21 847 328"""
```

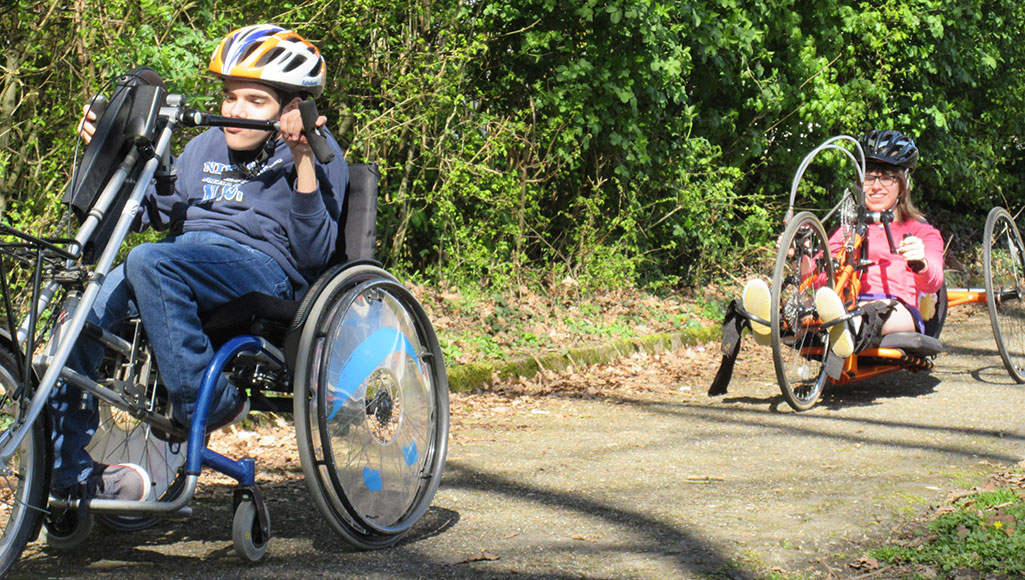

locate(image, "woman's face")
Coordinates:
863 168 903 213
220 79 282 151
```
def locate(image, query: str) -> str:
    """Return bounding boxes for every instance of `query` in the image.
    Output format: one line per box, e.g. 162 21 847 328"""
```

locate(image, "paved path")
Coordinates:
11 304 1025 579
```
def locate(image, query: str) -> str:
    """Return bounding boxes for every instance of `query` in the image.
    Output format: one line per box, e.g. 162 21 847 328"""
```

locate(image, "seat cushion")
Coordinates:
878 332 944 356
201 292 300 348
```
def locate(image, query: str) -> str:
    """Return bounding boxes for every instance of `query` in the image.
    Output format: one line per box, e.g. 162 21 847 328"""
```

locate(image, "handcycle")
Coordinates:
712 135 1025 411
0 67 449 574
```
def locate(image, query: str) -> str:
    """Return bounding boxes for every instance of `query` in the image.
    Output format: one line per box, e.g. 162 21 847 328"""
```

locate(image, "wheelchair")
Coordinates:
0 67 449 574
712 135 1025 411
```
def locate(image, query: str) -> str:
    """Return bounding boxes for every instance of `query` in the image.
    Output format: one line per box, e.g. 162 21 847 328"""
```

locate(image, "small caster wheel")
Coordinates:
232 498 269 561
42 506 94 550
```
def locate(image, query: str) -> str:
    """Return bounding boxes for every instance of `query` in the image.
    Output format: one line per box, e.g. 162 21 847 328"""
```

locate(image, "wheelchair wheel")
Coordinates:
86 392 187 531
293 265 449 549
0 347 48 577
771 212 835 411
984 207 1025 383
232 498 269 562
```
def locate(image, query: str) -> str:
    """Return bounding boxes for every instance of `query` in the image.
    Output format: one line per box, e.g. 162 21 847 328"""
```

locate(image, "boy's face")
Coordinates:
220 79 282 151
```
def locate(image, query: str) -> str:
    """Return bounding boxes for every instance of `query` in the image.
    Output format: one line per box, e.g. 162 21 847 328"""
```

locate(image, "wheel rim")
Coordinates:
0 356 45 565
772 212 834 410
309 279 445 535
985 208 1025 383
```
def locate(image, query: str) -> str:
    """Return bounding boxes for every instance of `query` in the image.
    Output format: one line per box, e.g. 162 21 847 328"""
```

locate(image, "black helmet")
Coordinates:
861 129 918 171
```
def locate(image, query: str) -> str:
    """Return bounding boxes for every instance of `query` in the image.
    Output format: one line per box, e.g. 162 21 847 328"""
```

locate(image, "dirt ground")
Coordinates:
8 301 1025 579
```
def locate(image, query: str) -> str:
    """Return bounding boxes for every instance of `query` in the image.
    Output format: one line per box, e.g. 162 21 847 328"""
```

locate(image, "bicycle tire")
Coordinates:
0 347 48 577
984 207 1025 383
771 212 835 410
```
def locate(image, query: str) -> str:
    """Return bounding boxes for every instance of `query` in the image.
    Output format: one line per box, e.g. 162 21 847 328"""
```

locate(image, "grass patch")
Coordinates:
871 486 1025 577
406 281 722 366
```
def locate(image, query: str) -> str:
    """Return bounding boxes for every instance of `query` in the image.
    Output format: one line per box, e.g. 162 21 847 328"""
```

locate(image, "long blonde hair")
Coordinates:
893 170 925 223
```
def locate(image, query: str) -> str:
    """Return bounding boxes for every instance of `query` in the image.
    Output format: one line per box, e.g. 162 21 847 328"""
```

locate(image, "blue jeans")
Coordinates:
50 231 293 489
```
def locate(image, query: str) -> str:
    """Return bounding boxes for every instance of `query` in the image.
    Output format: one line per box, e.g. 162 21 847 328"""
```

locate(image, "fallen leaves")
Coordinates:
445 551 501 565
449 346 721 442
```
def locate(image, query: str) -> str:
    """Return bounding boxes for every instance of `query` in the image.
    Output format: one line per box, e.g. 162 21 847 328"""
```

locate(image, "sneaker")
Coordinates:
87 463 152 502
815 287 855 358
742 278 772 345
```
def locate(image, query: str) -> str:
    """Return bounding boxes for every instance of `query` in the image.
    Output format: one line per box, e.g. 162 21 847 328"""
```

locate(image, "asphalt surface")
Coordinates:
9 303 1025 579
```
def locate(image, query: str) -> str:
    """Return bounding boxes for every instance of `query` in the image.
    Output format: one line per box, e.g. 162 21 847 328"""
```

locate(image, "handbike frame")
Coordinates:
784 136 988 386
0 85 303 517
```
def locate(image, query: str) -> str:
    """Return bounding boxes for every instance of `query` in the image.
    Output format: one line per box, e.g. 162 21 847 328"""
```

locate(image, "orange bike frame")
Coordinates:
811 228 985 384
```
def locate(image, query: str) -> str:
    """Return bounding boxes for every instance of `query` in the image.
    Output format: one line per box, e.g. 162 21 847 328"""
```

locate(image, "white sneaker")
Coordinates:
91 462 152 502
742 279 772 345
815 287 854 358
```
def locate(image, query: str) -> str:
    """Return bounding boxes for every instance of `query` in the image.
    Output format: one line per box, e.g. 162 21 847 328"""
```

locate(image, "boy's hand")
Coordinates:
77 104 98 144
278 106 327 194
278 107 326 157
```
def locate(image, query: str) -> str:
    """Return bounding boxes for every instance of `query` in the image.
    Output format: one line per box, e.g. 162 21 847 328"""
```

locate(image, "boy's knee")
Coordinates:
123 243 169 284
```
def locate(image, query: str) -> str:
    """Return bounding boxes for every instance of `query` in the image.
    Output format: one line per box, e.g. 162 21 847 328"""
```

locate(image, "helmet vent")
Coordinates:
255 47 286 67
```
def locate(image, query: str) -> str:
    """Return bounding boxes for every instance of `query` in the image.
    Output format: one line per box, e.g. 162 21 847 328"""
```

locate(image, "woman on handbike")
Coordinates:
744 129 945 358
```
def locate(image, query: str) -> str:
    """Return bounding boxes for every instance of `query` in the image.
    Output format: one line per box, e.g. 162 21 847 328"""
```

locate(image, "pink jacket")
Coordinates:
829 219 945 308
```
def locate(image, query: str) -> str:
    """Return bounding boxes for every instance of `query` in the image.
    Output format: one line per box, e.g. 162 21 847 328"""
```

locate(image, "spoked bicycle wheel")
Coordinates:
0 347 48 577
85 396 187 531
771 212 836 411
984 207 1025 383
294 264 449 549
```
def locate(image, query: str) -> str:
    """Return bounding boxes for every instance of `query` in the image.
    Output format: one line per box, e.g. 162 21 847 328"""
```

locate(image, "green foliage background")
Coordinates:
2 0 1024 292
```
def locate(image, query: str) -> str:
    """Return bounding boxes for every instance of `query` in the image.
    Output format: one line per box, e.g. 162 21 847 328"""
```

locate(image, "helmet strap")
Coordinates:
226 136 276 180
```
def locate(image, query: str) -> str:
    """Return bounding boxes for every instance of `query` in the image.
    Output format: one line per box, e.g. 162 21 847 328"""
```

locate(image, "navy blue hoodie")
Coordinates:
139 127 349 295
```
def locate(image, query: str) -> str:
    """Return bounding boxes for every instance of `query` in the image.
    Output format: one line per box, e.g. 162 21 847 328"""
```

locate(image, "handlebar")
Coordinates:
177 99 335 164
863 209 898 254
863 209 926 272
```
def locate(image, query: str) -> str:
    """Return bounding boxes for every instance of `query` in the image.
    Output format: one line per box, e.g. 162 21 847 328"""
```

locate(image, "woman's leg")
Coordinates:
878 300 917 335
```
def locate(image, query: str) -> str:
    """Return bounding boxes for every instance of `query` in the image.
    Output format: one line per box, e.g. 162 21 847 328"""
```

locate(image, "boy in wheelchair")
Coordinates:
52 24 349 502
713 130 945 394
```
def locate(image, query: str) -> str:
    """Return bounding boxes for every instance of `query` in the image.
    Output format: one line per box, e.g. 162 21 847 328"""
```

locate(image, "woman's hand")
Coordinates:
898 235 926 262
899 234 928 273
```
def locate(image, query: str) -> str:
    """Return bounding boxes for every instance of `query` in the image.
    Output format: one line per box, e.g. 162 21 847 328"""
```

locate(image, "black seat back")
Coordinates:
335 163 379 263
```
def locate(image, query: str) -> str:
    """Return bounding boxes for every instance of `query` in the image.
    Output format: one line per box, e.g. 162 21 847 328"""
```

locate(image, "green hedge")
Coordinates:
2 0 1023 292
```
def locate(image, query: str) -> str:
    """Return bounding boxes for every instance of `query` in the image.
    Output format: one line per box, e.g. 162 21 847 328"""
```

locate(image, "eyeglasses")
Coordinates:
864 174 899 187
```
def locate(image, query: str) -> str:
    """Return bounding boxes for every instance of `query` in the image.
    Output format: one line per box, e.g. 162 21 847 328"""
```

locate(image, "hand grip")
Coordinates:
902 233 926 273
298 100 335 164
